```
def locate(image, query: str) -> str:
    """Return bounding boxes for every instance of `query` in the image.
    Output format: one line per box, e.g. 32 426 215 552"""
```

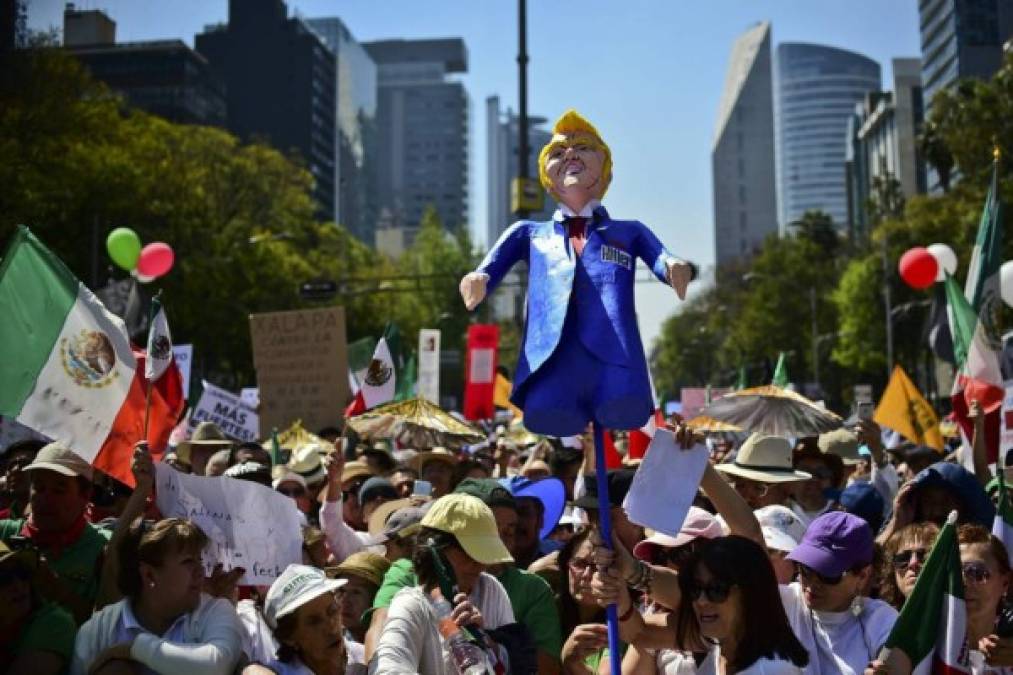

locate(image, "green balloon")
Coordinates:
106 227 142 271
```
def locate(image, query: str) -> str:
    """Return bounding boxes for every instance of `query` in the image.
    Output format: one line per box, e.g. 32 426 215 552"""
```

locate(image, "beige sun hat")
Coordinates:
818 427 862 466
714 434 812 483
175 421 233 464
410 446 458 473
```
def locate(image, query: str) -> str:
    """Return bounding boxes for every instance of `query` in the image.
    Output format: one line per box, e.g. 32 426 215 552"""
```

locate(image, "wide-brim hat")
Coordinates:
176 421 233 463
288 444 327 486
326 551 391 588
421 494 513 565
366 498 430 545
714 434 811 483
410 447 458 473
818 428 862 466
499 476 565 540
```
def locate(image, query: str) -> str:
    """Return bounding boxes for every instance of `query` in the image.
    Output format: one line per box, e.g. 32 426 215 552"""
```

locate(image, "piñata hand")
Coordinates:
459 272 489 311
665 259 694 300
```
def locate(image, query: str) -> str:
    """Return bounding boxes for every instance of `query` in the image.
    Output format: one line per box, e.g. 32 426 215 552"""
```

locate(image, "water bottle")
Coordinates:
431 593 488 675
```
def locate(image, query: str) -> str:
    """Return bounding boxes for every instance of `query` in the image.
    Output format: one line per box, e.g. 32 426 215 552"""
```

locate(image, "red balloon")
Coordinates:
898 247 938 290
136 242 175 278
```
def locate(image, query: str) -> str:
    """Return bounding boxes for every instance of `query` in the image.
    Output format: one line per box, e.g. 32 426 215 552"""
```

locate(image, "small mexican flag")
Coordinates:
0 227 181 485
993 471 1013 563
883 511 969 673
771 351 789 388
344 323 400 417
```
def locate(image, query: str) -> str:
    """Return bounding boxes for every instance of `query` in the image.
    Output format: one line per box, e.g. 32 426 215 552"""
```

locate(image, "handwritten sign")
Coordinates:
188 380 260 442
154 463 303 585
250 307 349 434
173 344 193 397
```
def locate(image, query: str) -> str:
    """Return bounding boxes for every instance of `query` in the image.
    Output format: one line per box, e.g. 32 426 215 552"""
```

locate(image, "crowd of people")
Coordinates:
1 403 1012 675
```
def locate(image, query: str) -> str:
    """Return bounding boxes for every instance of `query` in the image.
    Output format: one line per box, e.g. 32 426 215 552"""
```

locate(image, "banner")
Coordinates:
250 307 349 434
173 344 193 397
188 380 259 442
874 365 943 451
463 324 499 420
418 329 441 403
154 463 302 585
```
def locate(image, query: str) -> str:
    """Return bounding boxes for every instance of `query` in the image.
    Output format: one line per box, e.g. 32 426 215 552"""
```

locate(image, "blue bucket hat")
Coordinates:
498 476 565 540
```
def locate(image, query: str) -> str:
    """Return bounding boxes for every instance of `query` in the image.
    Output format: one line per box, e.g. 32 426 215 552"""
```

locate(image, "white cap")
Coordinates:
272 471 308 491
755 505 807 553
263 564 346 629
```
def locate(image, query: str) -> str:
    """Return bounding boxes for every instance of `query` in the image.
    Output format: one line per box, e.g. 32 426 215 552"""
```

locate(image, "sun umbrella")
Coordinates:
346 397 485 449
700 385 842 436
264 421 335 455
685 415 743 433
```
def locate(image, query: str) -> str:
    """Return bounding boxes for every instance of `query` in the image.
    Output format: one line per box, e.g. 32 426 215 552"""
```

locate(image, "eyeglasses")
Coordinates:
687 581 732 604
796 564 845 586
729 479 770 498
568 557 595 575
891 548 928 570
962 561 992 585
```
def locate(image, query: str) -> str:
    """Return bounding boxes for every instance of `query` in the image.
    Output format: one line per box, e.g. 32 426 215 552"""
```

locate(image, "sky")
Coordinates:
28 0 923 350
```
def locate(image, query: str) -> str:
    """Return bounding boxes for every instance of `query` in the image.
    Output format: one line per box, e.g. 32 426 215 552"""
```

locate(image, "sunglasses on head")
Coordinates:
796 564 845 586
962 561 992 584
891 548 928 570
687 580 732 604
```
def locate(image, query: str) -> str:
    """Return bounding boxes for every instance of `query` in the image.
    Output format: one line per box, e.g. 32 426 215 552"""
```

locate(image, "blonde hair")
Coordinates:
537 109 613 199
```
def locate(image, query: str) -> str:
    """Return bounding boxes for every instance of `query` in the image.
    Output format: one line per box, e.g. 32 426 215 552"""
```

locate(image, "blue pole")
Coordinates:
593 422 622 675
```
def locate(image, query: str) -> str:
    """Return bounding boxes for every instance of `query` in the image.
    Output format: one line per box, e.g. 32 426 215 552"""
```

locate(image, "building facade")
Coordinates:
712 21 778 268
845 58 925 240
775 43 881 232
196 0 337 221
364 38 469 233
306 17 378 242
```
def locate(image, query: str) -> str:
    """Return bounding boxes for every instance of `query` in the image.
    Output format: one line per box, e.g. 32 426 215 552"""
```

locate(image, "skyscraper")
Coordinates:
306 17 377 242
196 0 337 221
712 22 778 268
775 43 880 231
364 38 468 233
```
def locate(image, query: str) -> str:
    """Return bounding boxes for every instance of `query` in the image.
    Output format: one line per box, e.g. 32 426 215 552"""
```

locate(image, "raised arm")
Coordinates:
700 461 763 545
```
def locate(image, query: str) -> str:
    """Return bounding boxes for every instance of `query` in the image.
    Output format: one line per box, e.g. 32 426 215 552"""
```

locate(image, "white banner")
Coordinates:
418 329 441 403
173 344 193 396
154 463 302 585
188 380 259 442
1001 380 1013 467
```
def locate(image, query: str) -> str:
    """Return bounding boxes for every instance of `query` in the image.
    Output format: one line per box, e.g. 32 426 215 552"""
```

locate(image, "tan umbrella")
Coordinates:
504 421 541 447
266 421 335 456
685 415 743 433
346 397 485 449
701 385 842 436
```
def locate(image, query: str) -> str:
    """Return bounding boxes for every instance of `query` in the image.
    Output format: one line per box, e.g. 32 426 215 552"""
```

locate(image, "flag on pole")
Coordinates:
883 510 969 673
0 227 182 486
771 352 789 387
344 324 399 417
993 471 1013 563
144 295 173 381
874 365 944 451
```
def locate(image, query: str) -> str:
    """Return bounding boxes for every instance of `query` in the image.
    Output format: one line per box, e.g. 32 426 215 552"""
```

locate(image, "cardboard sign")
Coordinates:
418 329 441 403
173 344 193 397
249 307 349 434
154 463 302 585
189 380 259 442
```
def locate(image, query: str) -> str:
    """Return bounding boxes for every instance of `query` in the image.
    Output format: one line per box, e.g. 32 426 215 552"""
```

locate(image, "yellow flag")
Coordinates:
494 373 523 420
873 366 944 451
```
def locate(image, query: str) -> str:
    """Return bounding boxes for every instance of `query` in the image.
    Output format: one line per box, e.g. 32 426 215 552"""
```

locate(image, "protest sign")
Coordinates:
250 307 349 434
418 329 441 403
623 431 708 537
154 463 302 585
240 387 260 410
188 380 259 442
463 324 498 420
1001 380 1013 467
173 344 193 397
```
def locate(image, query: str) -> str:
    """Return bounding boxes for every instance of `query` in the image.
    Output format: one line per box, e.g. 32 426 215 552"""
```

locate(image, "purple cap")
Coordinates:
786 511 873 578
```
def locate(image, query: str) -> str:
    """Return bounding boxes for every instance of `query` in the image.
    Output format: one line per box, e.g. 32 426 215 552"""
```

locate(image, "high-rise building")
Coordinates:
306 17 377 242
485 95 553 247
63 8 226 127
775 43 881 231
196 0 337 221
845 58 925 240
712 21 778 268
1 0 29 52
364 38 468 233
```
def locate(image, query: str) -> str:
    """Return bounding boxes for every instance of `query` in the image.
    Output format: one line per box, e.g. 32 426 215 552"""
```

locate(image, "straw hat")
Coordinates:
176 422 232 463
288 445 327 486
327 551 391 588
410 447 458 473
714 434 811 483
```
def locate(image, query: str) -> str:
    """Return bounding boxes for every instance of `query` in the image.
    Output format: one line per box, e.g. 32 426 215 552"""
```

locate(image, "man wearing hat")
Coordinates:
0 443 111 623
361 442 396 477
499 476 566 569
175 421 233 476
409 447 458 498
327 551 391 645
320 453 380 564
287 443 329 503
366 499 428 562
714 434 811 510
356 477 399 525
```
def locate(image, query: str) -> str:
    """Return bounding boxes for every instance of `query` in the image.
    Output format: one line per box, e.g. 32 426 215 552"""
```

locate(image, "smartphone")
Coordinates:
412 479 433 497
856 402 874 421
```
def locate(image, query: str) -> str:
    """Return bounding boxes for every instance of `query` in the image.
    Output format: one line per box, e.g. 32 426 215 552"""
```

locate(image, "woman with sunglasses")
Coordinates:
958 524 1013 671
877 522 940 610
594 535 808 673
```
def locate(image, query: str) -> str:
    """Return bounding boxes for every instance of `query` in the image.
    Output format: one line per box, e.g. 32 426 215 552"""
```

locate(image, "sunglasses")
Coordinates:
962 561 992 585
892 548 928 570
797 564 845 586
687 581 732 604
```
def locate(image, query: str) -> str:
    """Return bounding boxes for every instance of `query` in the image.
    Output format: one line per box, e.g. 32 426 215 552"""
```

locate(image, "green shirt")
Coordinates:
372 560 562 658
0 519 110 612
11 601 77 665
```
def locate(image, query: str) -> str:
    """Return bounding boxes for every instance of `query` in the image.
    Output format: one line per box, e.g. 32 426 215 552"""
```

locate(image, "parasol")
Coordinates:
346 397 485 449
265 421 335 455
503 420 541 447
685 415 743 433
701 385 842 436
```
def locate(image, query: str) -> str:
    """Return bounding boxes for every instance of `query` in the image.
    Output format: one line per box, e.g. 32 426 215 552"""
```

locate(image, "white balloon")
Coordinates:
1001 261 1013 308
135 271 156 284
927 243 958 281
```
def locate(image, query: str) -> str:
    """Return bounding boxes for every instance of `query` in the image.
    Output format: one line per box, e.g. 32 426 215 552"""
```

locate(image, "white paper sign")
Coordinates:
1001 380 1013 467
469 348 495 384
418 329 441 403
622 430 709 538
188 380 260 442
173 345 193 396
154 463 302 585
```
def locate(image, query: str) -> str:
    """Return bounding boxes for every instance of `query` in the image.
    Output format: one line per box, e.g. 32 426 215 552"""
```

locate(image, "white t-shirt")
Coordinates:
697 644 803 674
969 649 1013 674
657 648 699 674
779 583 897 675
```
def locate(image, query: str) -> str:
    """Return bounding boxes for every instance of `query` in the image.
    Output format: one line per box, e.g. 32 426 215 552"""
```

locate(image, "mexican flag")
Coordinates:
948 158 1004 462
883 511 969 673
344 323 401 417
993 471 1013 563
0 227 182 486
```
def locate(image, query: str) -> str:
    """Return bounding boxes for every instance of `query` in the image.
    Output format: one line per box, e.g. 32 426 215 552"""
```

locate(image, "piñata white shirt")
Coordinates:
779 583 897 675
697 644 803 674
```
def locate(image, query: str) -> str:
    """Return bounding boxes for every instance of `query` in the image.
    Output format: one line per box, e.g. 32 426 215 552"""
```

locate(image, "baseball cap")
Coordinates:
358 477 398 504
327 551 391 588
839 482 885 530
499 476 566 540
420 494 513 565
366 499 430 545
24 443 93 481
454 478 517 510
787 511 874 577
632 507 722 560
263 564 346 629
572 469 635 510
754 505 807 553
